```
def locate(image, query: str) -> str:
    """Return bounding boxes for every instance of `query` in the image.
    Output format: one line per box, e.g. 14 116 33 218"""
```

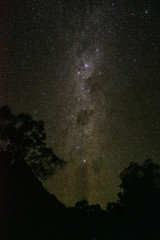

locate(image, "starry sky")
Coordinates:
1 0 160 209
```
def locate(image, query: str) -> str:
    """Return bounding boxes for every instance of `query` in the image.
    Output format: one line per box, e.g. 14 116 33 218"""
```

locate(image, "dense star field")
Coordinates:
1 0 160 208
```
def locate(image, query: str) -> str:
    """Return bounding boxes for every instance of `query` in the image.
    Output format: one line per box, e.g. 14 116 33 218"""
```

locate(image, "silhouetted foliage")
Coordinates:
0 105 65 181
75 199 89 210
118 159 160 208
106 159 160 240
1 110 160 240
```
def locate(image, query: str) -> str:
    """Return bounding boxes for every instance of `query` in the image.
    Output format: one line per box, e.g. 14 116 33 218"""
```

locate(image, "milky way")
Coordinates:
1 0 160 208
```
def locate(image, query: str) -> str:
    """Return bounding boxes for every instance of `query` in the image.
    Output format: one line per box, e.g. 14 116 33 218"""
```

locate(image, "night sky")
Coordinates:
1 0 160 209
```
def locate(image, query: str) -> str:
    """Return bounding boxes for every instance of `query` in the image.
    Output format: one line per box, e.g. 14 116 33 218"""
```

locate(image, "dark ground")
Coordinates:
1 152 160 240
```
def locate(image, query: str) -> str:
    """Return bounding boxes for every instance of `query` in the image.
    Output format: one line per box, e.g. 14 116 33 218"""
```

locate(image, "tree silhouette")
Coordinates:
0 105 65 181
75 200 89 210
107 159 160 240
118 159 160 209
